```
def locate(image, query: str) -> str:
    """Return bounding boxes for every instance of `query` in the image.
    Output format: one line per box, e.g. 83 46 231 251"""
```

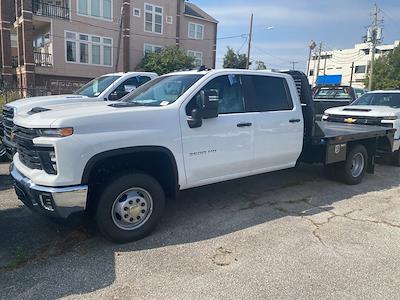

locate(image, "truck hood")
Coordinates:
13 101 165 128
4 94 94 114
324 105 400 117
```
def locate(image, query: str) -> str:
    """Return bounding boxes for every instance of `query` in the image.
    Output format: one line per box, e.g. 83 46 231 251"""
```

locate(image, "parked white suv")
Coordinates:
322 90 400 164
9 70 394 243
2 72 158 158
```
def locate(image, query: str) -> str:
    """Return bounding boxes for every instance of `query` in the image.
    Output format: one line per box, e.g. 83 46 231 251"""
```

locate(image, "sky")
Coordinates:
190 0 400 70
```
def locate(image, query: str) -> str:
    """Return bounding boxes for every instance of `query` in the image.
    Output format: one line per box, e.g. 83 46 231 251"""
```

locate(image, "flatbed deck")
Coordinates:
313 121 395 143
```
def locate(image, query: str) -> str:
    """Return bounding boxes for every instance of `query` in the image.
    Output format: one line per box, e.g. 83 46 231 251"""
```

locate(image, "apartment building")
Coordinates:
0 0 217 94
307 40 400 88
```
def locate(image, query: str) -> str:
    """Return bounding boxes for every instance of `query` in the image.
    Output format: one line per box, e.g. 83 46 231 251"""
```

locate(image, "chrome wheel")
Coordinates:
351 152 365 178
111 187 153 230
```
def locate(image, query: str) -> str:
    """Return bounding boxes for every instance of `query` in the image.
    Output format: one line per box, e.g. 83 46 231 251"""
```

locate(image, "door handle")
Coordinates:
289 119 301 123
237 122 252 127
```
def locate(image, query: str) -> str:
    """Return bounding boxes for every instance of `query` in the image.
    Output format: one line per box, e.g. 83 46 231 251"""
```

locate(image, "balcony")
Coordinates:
32 0 70 20
34 52 53 67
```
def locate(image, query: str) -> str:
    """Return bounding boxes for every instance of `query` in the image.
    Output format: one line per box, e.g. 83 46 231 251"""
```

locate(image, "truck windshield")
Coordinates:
352 93 400 108
314 87 353 100
120 74 203 106
75 75 121 97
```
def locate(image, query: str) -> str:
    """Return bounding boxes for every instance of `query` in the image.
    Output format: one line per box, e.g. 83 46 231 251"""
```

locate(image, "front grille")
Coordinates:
326 115 387 126
14 126 42 170
2 106 14 142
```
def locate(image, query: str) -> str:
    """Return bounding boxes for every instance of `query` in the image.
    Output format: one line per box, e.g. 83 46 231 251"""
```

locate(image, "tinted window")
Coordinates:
314 87 353 100
111 77 140 100
187 75 244 115
138 76 152 85
243 75 293 112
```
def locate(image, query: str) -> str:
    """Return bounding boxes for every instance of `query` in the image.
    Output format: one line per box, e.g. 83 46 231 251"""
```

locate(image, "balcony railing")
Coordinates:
34 52 53 67
32 0 70 20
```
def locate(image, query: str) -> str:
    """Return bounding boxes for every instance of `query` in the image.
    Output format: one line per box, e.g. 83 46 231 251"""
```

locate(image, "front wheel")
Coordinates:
96 172 165 243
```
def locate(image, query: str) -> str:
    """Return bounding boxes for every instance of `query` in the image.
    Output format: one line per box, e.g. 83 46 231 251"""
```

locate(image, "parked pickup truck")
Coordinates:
2 72 158 159
10 69 394 243
322 90 400 165
313 85 368 118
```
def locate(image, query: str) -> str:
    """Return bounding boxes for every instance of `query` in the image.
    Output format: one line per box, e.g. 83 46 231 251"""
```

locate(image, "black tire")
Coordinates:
96 172 165 243
392 150 400 167
338 145 368 185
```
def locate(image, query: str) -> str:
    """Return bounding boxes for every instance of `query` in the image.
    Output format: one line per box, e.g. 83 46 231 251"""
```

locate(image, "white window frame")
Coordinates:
144 3 164 34
133 7 141 17
64 30 113 67
144 43 163 55
188 22 204 40
76 0 113 21
166 16 173 24
188 50 203 67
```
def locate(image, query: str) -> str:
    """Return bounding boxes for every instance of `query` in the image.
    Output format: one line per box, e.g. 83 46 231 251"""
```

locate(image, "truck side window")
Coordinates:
110 77 140 100
138 76 152 85
243 75 293 112
186 75 244 115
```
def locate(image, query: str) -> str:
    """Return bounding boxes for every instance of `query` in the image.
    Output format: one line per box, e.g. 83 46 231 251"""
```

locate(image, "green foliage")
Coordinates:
136 46 195 75
223 47 248 69
365 45 400 90
255 60 267 70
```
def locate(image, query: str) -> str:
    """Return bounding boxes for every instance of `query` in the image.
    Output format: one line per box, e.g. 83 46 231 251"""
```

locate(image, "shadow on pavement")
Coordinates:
1 163 400 298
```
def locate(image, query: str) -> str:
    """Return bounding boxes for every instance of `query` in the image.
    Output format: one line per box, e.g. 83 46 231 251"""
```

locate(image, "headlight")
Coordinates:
381 116 398 121
38 127 74 137
322 114 330 120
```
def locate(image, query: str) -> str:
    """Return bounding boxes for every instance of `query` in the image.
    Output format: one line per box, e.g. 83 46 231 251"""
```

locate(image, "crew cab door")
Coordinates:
107 76 152 100
180 74 255 187
242 74 303 172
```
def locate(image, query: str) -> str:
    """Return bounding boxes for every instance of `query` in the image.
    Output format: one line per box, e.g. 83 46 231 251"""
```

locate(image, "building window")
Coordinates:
144 3 163 34
188 22 204 40
65 31 113 66
354 65 367 74
77 0 112 20
133 8 141 17
144 43 163 54
166 16 173 24
188 50 203 67
309 69 314 76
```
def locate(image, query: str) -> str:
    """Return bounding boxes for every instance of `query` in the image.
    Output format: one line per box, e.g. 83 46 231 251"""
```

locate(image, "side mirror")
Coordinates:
108 92 119 101
187 109 203 129
201 90 219 119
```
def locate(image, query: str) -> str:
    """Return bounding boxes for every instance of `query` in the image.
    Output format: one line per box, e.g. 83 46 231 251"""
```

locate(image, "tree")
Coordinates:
136 46 195 75
365 45 400 90
223 47 248 69
255 60 267 70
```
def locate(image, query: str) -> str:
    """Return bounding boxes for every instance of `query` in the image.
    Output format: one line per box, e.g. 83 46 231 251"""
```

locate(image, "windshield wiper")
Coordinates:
109 102 145 108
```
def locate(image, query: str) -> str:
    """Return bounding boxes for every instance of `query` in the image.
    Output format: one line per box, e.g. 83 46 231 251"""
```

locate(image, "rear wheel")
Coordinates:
96 172 165 243
327 145 368 185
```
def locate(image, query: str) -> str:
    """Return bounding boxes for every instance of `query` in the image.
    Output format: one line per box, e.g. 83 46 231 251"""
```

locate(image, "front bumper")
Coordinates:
10 163 88 219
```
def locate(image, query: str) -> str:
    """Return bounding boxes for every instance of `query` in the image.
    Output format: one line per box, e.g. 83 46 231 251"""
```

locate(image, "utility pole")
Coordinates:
246 13 253 69
115 5 124 73
368 3 382 90
306 41 317 77
350 62 355 87
315 42 323 86
290 61 298 70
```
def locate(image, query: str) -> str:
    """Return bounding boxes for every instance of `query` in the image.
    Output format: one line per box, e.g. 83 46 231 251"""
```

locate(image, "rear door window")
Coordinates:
242 75 293 112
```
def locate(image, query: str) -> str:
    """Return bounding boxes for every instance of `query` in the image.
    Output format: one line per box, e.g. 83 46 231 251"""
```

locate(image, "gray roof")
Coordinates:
184 2 218 23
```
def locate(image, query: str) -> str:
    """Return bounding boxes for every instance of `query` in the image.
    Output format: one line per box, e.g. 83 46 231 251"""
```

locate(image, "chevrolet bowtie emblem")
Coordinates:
344 118 356 124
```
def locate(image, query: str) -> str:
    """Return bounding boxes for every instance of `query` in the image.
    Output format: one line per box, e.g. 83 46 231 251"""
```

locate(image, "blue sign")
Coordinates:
317 75 342 85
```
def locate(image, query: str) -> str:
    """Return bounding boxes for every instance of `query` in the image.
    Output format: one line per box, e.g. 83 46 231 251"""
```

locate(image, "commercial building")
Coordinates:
0 0 217 94
307 40 400 88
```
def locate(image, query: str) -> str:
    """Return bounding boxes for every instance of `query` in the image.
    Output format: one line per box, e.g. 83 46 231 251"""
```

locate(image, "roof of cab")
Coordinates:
100 71 158 77
164 68 289 77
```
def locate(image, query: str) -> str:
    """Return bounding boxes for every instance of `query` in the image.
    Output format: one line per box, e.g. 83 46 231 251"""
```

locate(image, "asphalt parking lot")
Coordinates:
1 161 400 299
